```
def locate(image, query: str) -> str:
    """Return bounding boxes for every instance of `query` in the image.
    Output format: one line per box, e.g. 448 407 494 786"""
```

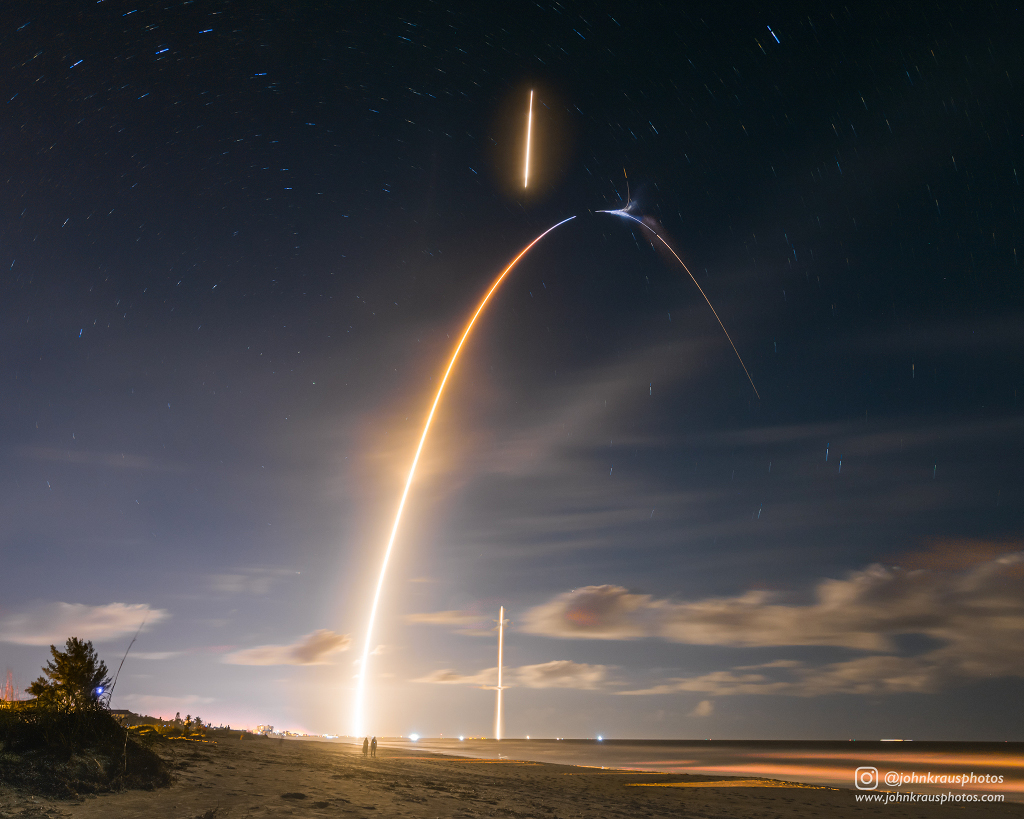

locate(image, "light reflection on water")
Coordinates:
368 738 1023 799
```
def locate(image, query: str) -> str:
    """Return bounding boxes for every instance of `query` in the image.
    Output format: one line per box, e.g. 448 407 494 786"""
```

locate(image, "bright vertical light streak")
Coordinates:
352 216 576 737
495 605 504 740
598 209 761 399
524 90 533 188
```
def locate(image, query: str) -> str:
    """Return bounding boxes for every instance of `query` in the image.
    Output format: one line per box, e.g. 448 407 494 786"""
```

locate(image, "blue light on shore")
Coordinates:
409 733 419 742
597 735 603 741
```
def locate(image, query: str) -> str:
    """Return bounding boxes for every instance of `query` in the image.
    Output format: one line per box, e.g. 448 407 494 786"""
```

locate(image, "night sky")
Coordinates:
2 1 1022 740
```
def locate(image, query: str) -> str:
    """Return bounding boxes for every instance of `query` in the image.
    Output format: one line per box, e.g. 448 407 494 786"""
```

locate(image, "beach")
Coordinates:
1 735 1021 818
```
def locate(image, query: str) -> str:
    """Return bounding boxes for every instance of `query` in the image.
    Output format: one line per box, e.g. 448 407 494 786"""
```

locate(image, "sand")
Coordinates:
1 735 1021 819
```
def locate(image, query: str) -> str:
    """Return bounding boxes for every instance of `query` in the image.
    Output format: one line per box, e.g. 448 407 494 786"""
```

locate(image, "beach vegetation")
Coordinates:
0 637 170 796
27 638 111 713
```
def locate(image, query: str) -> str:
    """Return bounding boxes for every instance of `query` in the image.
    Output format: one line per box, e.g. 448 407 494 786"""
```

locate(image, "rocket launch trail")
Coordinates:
495 605 505 741
524 90 533 188
599 208 761 399
352 216 576 737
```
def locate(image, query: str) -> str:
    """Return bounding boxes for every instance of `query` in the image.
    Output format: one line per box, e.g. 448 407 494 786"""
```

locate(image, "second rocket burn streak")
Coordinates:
352 215 577 737
524 90 533 189
599 209 761 400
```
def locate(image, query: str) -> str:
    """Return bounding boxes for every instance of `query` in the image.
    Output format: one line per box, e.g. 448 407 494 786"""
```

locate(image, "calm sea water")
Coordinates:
341 737 1023 800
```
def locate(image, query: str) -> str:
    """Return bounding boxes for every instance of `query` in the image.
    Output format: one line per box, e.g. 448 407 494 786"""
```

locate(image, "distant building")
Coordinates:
256 724 274 735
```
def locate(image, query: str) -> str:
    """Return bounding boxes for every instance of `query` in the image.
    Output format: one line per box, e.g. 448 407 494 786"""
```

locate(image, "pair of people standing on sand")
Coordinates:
361 736 377 758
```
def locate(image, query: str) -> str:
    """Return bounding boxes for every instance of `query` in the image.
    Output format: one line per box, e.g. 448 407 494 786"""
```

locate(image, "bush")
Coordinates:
0 639 171 797
0 704 170 795
27 638 111 713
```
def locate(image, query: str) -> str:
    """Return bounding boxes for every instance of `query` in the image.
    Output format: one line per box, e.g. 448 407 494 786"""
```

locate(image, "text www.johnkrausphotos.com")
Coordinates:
855 792 1004 805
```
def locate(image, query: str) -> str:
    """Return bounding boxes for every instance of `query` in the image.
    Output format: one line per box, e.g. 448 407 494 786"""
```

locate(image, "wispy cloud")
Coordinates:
208 567 301 596
14 446 183 472
415 659 612 690
222 629 351 666
406 610 484 627
405 609 495 636
618 656 950 698
525 551 1024 695
690 699 714 716
0 602 167 646
419 321 1024 566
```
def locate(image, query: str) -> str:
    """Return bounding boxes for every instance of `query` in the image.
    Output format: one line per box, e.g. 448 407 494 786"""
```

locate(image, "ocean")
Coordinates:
354 737 1024 800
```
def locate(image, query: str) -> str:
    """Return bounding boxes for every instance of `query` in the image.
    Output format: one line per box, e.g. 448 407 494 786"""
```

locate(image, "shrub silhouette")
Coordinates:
0 637 169 795
27 638 111 713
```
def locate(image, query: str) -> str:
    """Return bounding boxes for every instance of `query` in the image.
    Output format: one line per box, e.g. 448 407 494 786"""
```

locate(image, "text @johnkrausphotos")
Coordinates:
855 766 1005 790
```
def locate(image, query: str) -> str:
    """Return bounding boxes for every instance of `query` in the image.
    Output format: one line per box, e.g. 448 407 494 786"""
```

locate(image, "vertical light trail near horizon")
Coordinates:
599 209 760 399
524 90 533 188
494 605 505 740
351 216 576 737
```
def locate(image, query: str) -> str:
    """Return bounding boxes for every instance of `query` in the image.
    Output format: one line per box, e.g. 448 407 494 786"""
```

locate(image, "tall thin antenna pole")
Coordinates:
495 605 504 740
104 615 147 707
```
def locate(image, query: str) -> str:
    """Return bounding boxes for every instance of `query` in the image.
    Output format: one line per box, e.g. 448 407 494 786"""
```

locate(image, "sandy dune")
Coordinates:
1 735 1021 818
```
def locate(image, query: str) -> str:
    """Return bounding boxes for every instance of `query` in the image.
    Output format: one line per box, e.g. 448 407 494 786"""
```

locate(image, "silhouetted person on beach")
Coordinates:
362 737 369 757
370 736 377 758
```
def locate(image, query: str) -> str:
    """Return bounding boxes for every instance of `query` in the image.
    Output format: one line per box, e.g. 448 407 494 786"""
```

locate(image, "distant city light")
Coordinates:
597 735 603 741
409 733 419 741
459 735 464 741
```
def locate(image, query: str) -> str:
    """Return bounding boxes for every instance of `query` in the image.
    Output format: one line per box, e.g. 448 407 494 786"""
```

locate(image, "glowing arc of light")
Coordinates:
494 605 505 740
352 216 576 737
524 90 533 188
598 209 760 399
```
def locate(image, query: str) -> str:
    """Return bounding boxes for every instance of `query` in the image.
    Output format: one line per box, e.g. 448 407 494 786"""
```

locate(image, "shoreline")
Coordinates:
2 735 1021 818
295 735 1024 800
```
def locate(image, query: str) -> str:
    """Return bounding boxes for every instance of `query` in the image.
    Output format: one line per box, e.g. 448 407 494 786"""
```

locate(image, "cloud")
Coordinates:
618 656 947 698
415 667 494 687
131 652 181 661
405 609 495 636
14 446 182 471
0 602 168 646
515 660 610 690
526 552 1024 696
208 568 300 596
415 660 611 690
691 699 714 717
523 586 661 641
222 629 351 666
733 659 803 670
406 610 483 627
445 383 1024 565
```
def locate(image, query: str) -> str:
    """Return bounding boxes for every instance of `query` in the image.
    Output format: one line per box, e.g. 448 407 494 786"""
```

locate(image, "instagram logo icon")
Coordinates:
855 767 879 790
